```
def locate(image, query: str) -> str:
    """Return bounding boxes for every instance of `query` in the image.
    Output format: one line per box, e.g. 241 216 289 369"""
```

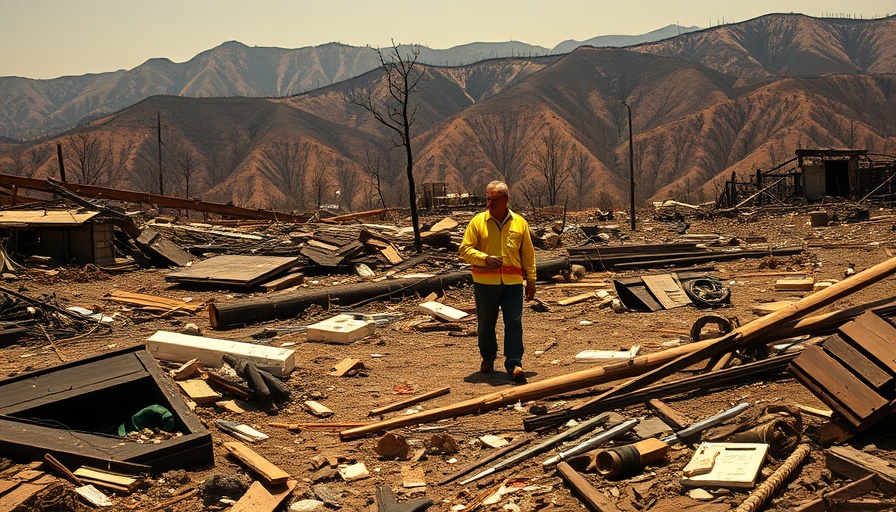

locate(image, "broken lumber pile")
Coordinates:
338 254 896 440
209 256 569 329
568 243 802 271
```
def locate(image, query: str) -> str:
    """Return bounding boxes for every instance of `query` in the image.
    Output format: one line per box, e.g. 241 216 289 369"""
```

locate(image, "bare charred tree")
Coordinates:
444 138 492 195
334 159 360 211
308 157 334 208
466 110 535 187
516 176 547 211
7 145 53 177
363 146 392 211
8 152 30 177
258 140 314 212
65 126 116 186
206 130 254 189
529 127 573 206
169 139 202 198
132 139 171 194
29 144 54 176
569 149 594 211
349 40 425 253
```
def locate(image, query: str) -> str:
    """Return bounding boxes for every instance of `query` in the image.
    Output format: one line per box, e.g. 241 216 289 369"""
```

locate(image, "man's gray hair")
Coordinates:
486 181 509 197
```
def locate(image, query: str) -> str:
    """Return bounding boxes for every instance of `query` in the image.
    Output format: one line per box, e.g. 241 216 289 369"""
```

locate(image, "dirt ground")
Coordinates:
4 201 896 512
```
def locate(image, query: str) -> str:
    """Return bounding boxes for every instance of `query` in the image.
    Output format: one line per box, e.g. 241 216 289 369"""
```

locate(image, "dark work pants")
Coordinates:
473 282 524 373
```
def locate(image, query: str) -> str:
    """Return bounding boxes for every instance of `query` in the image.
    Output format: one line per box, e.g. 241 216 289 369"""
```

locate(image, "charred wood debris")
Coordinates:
5 182 896 511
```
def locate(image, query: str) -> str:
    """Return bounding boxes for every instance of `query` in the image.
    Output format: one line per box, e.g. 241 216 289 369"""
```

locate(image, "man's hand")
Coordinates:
485 255 503 269
525 280 536 301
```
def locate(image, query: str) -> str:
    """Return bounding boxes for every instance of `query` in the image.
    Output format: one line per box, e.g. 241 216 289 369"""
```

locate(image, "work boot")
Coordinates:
480 359 494 373
510 366 527 383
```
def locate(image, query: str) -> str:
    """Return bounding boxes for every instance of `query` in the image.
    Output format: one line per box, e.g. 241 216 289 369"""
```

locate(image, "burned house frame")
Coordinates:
0 209 115 266
716 148 896 208
0 346 213 472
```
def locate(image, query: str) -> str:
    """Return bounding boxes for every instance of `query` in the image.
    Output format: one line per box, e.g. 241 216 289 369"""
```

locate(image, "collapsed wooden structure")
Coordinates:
0 346 213 472
716 148 896 209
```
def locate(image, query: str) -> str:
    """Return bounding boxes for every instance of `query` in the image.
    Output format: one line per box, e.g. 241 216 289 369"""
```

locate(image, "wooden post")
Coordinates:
340 255 896 440
56 143 66 182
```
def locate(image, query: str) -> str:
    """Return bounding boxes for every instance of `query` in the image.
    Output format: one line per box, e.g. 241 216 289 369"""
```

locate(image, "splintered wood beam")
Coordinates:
556 462 620 512
223 442 290 485
340 255 896 440
0 173 307 222
368 387 451 416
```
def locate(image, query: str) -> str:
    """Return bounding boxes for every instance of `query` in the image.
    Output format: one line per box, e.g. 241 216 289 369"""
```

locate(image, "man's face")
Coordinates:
486 190 508 217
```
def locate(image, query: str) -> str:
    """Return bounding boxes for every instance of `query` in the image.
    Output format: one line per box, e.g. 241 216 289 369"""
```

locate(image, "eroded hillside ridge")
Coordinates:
0 14 894 210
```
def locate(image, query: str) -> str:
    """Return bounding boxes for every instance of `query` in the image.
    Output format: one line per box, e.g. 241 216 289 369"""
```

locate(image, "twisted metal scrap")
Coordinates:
734 443 811 512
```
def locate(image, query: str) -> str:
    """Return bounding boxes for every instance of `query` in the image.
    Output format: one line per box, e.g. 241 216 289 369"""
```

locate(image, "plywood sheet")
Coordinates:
642 274 692 309
166 255 299 286
0 210 98 226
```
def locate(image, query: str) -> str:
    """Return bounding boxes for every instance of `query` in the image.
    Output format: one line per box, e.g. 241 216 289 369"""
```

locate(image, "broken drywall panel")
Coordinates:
419 301 469 322
306 314 375 344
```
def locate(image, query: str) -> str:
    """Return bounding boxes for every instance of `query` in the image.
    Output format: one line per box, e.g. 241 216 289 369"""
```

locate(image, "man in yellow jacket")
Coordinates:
459 181 536 383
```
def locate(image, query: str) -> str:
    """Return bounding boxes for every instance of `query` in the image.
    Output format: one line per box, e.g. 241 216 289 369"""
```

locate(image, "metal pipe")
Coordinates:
542 418 639 468
458 412 612 485
661 401 751 444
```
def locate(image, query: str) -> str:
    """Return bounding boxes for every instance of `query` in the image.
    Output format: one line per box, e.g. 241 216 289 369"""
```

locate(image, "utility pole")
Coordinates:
150 109 168 196
156 110 164 195
621 100 636 230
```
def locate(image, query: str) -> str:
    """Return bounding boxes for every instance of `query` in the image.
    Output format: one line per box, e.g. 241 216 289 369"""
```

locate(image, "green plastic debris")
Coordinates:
118 404 177 436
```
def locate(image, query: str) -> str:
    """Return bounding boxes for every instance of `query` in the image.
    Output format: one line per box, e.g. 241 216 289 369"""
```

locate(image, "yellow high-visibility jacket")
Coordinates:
459 208 536 285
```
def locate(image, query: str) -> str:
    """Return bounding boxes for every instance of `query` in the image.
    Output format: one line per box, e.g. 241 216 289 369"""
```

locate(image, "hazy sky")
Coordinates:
2 0 893 79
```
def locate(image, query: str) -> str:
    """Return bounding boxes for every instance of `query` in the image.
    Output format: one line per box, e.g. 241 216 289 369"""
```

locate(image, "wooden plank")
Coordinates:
74 467 142 492
177 379 222 405
788 364 864 427
223 442 290 485
428 217 458 232
556 462 621 511
172 358 202 380
380 245 403 264
826 445 896 494
300 244 344 267
647 399 691 430
775 277 815 291
858 311 896 345
0 480 19 496
419 301 469 321
260 271 304 292
139 228 194 266
557 292 598 306
146 331 295 377
790 345 888 421
229 479 297 512
752 300 796 316
106 289 204 313
0 350 147 413
792 474 878 512
839 313 896 375
166 255 299 286
303 401 334 418
641 274 692 309
0 482 45 512
823 334 893 391
368 387 451 416
329 358 365 377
